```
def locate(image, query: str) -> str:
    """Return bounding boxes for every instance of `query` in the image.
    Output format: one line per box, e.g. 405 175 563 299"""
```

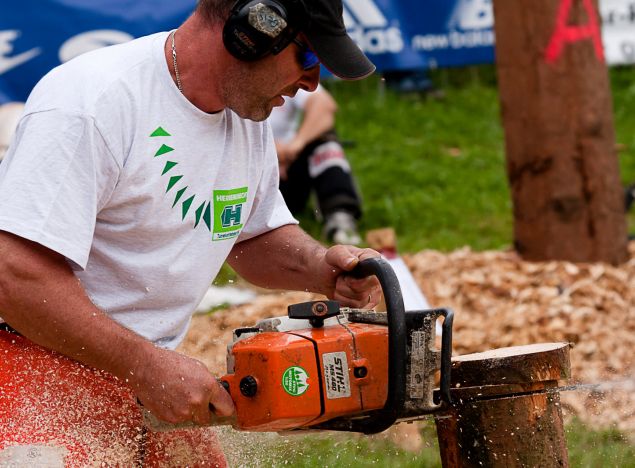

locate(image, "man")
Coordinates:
271 84 363 245
0 0 378 464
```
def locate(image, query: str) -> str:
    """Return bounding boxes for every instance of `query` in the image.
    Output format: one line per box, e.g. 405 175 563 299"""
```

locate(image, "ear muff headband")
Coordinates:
223 0 308 61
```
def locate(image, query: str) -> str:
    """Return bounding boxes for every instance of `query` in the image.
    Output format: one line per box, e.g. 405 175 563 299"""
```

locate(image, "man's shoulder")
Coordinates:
26 33 167 115
65 32 163 68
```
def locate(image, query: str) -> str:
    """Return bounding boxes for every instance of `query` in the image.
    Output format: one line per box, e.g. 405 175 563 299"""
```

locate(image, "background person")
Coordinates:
0 0 378 464
271 84 363 245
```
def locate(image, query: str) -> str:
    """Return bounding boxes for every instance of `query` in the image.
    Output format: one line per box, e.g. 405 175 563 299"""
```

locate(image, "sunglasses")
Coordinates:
292 38 320 70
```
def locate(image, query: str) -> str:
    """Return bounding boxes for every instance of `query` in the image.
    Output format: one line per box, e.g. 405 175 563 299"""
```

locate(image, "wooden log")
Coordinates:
436 343 571 467
451 343 571 387
365 227 397 254
436 392 568 467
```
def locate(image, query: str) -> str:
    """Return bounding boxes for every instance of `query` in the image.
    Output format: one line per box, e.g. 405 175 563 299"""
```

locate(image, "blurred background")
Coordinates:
1 0 634 251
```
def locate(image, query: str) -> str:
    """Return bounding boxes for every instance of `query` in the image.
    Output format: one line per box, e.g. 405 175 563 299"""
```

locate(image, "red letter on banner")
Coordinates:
544 0 604 63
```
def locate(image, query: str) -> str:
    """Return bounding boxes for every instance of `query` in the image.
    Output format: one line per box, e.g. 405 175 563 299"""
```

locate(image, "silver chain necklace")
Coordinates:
171 30 183 93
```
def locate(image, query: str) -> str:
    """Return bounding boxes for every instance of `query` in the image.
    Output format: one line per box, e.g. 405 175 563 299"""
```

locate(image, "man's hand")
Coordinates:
132 347 235 425
315 245 382 309
275 88 337 182
276 139 304 181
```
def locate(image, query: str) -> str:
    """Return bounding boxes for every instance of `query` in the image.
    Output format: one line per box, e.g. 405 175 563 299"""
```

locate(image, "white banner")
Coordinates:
600 0 635 64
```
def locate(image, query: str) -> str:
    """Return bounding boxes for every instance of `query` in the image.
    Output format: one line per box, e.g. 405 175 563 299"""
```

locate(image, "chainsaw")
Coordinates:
145 257 453 434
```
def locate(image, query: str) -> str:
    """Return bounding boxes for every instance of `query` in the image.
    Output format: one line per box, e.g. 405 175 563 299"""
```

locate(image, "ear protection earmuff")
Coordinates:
222 0 308 61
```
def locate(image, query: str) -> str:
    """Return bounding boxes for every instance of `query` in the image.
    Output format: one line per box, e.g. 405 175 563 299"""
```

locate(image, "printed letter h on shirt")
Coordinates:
221 204 242 227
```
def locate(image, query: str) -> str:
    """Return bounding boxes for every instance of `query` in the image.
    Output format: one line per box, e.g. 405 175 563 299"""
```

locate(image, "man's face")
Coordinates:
221 37 320 121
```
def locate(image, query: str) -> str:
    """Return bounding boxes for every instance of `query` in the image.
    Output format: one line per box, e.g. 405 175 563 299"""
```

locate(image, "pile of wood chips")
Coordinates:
179 242 635 439
407 242 635 436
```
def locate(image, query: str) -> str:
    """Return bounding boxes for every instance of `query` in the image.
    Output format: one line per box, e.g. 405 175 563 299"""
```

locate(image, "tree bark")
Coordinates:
493 0 628 264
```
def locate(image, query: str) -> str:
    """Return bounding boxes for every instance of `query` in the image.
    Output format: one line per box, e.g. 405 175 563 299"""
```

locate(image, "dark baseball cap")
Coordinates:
303 0 376 80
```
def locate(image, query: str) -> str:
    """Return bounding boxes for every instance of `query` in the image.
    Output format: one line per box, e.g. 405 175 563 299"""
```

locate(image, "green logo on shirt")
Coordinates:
213 187 248 241
150 127 248 241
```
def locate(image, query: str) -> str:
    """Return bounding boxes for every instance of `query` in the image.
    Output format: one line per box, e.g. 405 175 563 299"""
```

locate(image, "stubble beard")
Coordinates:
221 65 274 122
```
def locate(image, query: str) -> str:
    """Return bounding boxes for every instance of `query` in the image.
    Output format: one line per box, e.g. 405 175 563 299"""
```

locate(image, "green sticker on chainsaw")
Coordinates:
282 366 309 396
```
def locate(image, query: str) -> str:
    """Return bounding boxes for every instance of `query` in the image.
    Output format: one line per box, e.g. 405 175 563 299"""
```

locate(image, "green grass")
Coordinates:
612 66 635 235
253 419 442 467
316 72 511 252
566 418 635 468
337 78 509 252
262 435 438 467
612 66 635 182
295 65 635 252
225 417 635 467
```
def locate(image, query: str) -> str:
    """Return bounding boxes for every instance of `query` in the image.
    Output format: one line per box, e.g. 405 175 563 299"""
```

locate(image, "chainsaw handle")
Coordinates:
349 257 406 433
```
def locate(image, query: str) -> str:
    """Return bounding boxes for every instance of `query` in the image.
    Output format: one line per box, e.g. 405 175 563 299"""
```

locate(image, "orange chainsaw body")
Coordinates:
221 321 388 432
218 258 453 435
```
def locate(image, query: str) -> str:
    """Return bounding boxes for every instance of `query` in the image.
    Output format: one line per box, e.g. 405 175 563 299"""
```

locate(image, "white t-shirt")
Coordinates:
0 32 296 349
268 84 322 143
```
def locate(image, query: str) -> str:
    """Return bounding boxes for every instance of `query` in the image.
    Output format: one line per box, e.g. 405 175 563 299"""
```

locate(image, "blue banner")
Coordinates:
343 0 494 71
0 0 497 103
0 0 194 103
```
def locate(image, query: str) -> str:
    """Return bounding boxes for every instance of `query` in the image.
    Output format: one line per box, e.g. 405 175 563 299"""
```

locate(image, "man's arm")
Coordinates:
0 231 234 424
290 88 337 150
228 224 381 308
276 88 338 179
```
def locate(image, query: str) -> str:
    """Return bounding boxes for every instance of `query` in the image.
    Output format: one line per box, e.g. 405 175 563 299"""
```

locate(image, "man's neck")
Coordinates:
165 13 226 114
